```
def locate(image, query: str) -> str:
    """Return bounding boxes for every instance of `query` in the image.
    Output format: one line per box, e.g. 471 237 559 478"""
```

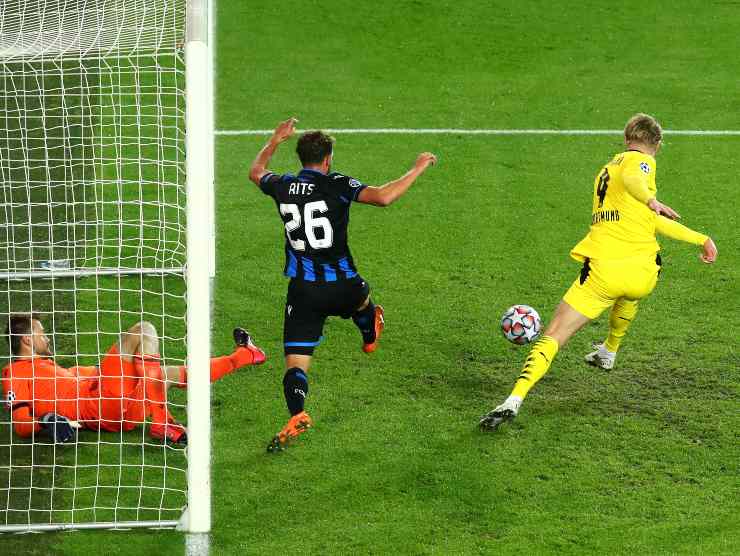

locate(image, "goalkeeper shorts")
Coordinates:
95 344 146 431
563 254 661 320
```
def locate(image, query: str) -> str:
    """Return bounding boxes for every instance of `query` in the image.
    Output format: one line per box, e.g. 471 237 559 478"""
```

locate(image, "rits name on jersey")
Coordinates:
592 209 621 224
259 168 366 282
288 182 315 195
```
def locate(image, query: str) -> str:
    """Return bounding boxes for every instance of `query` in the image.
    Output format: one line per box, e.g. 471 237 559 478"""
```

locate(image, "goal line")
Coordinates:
215 128 740 136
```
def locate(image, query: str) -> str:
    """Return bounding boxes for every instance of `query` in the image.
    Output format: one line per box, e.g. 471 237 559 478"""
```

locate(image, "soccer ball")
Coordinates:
500 305 542 345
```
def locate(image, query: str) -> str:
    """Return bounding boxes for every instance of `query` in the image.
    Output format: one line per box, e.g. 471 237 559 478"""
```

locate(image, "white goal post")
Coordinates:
0 0 214 533
183 0 212 535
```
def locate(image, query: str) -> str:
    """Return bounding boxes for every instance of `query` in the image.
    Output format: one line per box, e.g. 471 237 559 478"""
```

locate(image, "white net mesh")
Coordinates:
0 0 190 529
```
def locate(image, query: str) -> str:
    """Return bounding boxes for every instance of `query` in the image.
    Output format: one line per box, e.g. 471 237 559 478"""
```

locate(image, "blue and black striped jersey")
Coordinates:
259 168 367 282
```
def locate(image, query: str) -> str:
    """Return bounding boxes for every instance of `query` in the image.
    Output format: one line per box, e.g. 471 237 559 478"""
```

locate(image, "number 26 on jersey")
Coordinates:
279 201 334 251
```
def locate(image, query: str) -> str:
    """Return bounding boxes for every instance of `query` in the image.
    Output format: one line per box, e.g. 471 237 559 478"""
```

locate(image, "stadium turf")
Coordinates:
3 0 738 554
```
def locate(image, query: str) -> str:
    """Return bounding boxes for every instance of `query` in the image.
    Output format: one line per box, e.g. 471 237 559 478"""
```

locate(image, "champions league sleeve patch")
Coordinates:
349 178 363 188
639 162 651 174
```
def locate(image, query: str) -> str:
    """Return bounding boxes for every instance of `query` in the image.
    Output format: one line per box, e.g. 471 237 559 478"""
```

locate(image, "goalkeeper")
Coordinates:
2 314 266 444
480 113 718 430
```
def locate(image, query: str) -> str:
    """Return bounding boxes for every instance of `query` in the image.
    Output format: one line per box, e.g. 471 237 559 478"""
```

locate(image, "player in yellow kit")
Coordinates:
480 113 718 430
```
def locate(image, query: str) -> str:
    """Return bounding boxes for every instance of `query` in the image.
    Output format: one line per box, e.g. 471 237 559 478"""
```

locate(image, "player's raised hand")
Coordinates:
271 117 298 144
414 152 437 173
700 237 717 264
648 198 680 220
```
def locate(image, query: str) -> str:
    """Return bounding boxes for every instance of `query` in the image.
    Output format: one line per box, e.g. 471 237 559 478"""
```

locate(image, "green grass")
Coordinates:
4 0 740 554
217 0 740 131
202 135 738 556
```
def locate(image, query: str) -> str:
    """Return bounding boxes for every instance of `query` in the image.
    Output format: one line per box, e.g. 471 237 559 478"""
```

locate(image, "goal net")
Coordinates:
0 0 212 532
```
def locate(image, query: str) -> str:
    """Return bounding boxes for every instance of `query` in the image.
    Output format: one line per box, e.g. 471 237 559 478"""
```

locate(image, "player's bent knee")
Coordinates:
123 321 160 356
284 353 312 372
133 320 157 338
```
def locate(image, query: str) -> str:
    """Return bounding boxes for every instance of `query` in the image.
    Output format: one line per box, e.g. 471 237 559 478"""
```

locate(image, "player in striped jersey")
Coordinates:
249 118 436 451
480 113 718 430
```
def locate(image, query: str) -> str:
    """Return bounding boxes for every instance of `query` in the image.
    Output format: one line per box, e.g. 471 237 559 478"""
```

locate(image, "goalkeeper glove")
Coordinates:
39 413 76 444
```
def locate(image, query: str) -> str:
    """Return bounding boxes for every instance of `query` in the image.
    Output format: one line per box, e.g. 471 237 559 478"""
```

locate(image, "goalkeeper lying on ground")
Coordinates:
1 314 265 445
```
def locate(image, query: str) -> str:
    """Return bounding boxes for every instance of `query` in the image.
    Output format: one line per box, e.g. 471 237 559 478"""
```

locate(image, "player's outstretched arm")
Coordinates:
655 215 717 263
357 152 437 207
248 117 298 185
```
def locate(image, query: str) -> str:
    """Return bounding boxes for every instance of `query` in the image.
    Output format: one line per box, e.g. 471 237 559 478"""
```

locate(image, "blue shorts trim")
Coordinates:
284 336 324 347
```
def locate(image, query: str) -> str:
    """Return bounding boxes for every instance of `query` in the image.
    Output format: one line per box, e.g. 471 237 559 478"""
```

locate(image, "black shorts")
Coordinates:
283 276 370 355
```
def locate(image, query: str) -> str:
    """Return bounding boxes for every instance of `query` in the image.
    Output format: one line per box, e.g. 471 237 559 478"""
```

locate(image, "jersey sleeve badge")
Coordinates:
5 389 15 409
639 162 651 174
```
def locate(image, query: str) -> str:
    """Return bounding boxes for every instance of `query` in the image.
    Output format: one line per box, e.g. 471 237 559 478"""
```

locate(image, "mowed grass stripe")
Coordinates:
216 128 740 136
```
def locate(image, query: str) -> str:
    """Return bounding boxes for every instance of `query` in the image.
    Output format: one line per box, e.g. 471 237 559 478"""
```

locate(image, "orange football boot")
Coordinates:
267 411 313 452
233 327 267 365
150 421 187 445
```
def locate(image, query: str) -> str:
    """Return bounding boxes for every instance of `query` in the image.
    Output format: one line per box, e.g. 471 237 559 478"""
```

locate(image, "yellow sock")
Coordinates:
511 335 559 399
604 299 638 352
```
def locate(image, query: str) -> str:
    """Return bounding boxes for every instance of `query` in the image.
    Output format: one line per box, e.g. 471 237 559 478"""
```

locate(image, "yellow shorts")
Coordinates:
563 254 661 320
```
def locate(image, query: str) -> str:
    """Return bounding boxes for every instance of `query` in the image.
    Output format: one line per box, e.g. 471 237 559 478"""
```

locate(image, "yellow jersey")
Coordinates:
571 150 662 261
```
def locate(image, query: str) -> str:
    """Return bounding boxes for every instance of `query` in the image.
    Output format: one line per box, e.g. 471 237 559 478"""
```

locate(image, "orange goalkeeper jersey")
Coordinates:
1 358 99 437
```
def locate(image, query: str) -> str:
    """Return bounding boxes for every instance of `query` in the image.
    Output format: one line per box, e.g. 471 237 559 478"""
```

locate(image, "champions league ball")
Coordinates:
500 305 542 345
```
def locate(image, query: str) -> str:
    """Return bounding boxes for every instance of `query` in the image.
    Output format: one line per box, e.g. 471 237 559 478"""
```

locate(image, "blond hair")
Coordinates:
624 113 662 146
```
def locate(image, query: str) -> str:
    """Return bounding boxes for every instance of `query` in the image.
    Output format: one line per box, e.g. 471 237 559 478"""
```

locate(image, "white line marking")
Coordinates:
186 533 210 556
215 128 740 137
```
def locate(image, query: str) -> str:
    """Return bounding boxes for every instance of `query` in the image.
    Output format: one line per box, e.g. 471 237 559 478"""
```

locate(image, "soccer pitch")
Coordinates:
3 0 739 554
